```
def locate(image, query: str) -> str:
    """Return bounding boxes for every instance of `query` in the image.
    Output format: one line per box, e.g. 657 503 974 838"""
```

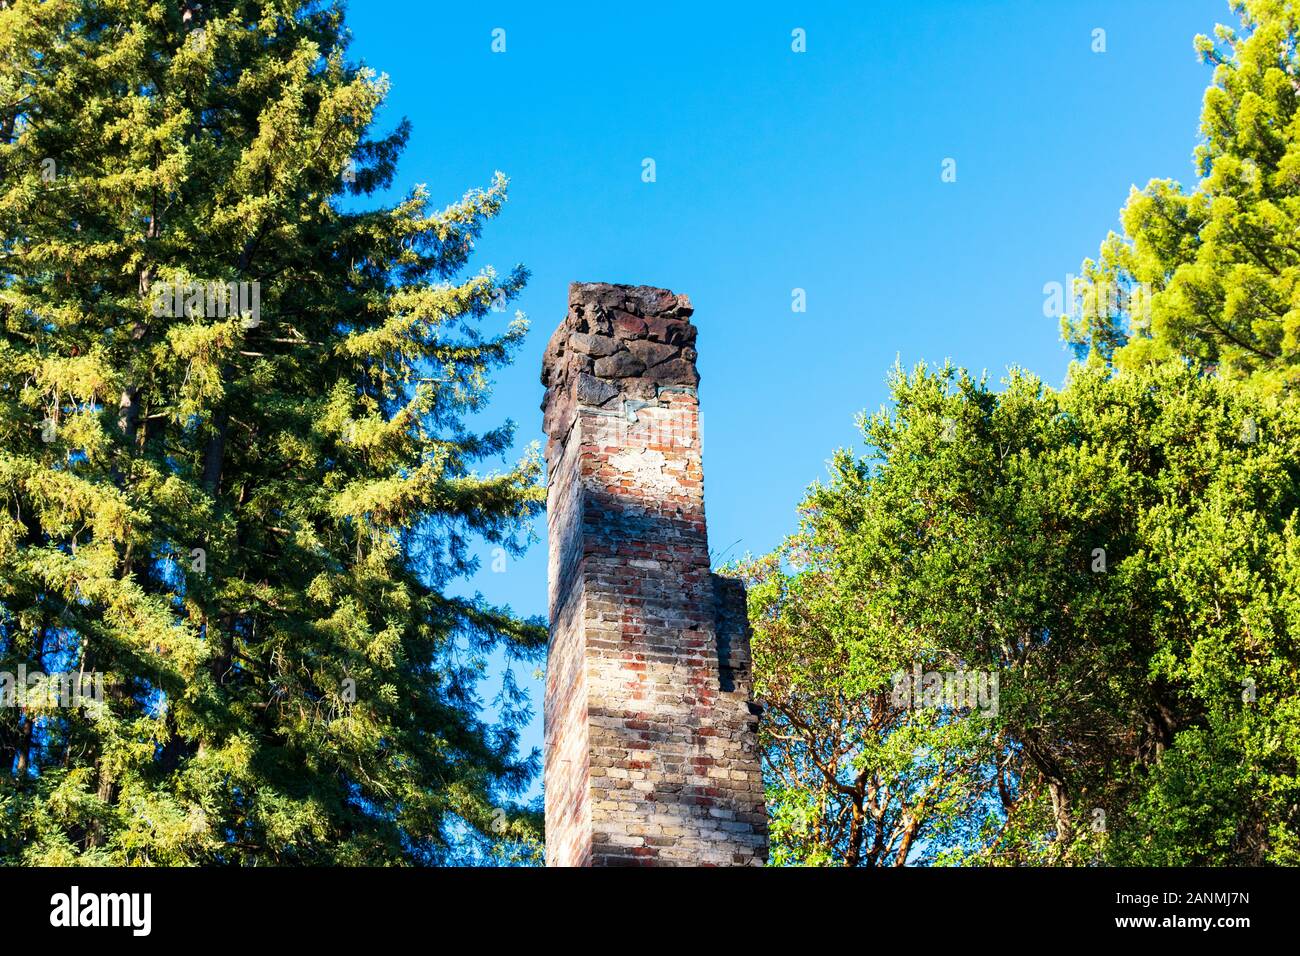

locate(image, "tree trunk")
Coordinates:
844 800 865 867
893 814 921 866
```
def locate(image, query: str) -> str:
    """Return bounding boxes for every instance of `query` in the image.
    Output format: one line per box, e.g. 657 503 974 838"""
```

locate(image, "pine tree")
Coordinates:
0 0 544 864
1066 0 1300 393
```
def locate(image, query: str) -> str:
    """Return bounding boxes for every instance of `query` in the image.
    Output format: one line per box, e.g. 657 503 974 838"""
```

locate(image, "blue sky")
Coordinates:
345 0 1226 797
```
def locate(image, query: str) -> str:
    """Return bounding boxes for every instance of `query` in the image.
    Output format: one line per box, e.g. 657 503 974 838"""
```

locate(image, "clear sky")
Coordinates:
344 0 1227 797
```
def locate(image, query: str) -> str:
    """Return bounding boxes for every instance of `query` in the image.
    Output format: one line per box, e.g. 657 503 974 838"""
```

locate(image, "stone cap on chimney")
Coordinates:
541 282 700 462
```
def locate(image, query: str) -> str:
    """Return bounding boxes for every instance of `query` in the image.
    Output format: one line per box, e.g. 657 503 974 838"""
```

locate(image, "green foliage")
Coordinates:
752 359 1300 865
748 0 1300 869
734 526 999 867
1067 0 1300 394
0 0 544 864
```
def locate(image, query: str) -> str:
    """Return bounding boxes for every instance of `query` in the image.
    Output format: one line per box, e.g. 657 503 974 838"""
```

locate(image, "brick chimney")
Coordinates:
541 282 768 866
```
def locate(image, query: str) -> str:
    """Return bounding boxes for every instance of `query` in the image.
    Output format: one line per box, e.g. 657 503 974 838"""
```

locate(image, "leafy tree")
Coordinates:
753 360 1300 865
748 0 1300 869
735 526 999 867
1066 0 1300 393
0 0 544 864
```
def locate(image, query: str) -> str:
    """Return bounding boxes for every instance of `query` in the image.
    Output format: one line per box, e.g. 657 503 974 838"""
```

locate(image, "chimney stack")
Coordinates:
541 282 768 866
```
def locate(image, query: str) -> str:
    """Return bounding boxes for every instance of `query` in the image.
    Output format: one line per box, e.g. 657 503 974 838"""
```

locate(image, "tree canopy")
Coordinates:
0 0 544 864
1067 0 1300 394
748 0 1300 866
746 360 1300 865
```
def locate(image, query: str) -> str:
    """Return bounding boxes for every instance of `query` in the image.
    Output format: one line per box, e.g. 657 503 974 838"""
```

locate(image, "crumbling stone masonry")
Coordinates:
541 281 768 866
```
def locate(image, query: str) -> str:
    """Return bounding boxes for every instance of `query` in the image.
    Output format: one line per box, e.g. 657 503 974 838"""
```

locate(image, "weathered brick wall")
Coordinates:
542 282 768 867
